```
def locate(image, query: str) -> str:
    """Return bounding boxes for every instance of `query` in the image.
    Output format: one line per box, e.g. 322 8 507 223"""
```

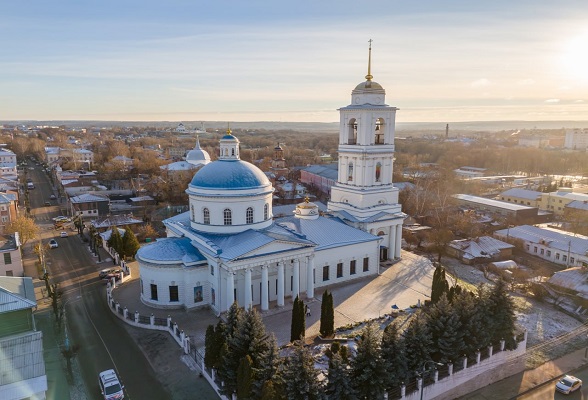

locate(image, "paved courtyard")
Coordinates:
111 250 435 351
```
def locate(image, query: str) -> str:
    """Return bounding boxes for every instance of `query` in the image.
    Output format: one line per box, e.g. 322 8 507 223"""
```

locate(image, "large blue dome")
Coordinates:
190 159 271 189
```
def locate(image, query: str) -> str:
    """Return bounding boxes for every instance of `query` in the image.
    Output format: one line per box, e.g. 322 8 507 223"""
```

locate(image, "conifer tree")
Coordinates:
290 295 305 342
217 302 246 396
121 226 140 259
430 265 449 304
424 295 465 363
326 353 357 400
252 333 283 399
226 301 245 337
204 321 226 369
350 323 387 399
237 355 254 400
107 226 123 254
453 290 485 355
282 341 323 400
402 313 433 376
381 323 408 389
487 279 518 349
320 290 335 337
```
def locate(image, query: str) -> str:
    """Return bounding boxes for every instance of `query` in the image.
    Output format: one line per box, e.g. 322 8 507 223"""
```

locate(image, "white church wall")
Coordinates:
181 266 211 309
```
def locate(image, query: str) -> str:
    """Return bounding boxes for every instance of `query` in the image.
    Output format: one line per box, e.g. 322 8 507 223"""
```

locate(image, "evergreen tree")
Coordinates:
226 301 245 337
217 302 246 397
320 290 334 337
107 226 123 254
487 279 518 349
237 355 254 400
252 333 283 399
290 296 305 342
282 341 323 400
381 323 408 389
430 265 449 304
453 290 486 355
121 226 140 259
472 284 496 349
350 323 387 399
204 321 226 370
402 313 433 377
326 353 357 400
424 295 465 363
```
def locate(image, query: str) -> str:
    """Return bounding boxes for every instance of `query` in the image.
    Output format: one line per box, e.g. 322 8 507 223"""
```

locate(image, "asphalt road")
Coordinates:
517 365 588 399
26 162 171 400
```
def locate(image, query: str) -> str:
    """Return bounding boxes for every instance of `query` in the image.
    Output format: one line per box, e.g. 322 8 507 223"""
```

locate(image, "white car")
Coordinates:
98 369 124 400
52 216 70 222
48 239 58 249
60 231 68 238
555 375 582 394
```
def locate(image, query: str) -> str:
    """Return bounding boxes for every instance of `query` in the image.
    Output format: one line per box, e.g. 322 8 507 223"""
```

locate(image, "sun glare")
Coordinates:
561 32 588 82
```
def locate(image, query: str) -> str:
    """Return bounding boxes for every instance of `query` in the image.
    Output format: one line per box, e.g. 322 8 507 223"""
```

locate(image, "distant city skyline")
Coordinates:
1 1 587 123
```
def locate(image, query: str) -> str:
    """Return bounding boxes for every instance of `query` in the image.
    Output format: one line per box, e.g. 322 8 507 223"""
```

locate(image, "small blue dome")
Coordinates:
190 160 271 189
136 237 205 264
222 134 237 140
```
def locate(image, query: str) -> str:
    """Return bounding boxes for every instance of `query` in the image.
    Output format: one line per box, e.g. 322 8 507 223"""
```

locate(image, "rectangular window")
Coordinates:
363 257 369 272
150 284 158 301
526 244 530 251
3 253 11 265
563 255 567 262
350 260 356 275
547 250 551 257
5 270 13 276
169 285 179 302
533 246 537 253
210 265 214 276
540 249 544 255
556 253 560 260
323 265 329 281
571 257 575 264
337 263 343 278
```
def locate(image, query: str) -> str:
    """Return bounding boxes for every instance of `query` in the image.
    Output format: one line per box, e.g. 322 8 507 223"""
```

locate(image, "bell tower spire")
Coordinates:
365 39 373 81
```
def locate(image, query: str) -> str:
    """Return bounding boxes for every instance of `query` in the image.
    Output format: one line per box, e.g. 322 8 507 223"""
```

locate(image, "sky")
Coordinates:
1 0 588 123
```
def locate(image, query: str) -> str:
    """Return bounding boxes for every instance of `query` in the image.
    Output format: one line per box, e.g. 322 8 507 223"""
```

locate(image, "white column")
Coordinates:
292 259 300 299
244 268 252 310
261 264 269 311
306 256 314 299
277 261 285 307
388 226 396 260
395 223 402 258
226 269 234 308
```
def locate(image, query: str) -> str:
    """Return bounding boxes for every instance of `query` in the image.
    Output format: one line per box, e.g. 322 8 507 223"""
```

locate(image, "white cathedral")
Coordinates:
136 48 406 313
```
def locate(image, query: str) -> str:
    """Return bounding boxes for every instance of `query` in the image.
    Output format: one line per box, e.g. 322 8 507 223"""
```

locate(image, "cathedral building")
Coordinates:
136 46 405 313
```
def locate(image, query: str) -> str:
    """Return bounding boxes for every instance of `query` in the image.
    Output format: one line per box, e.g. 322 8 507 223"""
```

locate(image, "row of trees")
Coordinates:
204 278 518 399
105 226 140 259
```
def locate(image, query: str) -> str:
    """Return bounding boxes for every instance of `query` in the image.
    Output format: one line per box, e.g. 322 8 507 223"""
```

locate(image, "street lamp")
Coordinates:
419 360 443 400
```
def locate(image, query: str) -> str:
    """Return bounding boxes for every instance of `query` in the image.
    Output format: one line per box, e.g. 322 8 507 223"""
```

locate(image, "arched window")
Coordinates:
347 118 357 145
203 208 210 224
246 207 254 224
231 148 235 156
223 209 232 225
191 205 195 221
348 162 354 181
374 118 384 144
264 203 269 220
375 162 382 182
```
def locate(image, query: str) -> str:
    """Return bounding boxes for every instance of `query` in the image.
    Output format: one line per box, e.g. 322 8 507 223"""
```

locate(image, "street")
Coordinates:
25 161 171 400
517 365 588 399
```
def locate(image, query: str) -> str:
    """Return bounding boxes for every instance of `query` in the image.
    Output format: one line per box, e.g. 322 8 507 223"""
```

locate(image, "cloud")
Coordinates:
470 78 492 88
574 99 584 103
517 78 535 85
544 98 560 103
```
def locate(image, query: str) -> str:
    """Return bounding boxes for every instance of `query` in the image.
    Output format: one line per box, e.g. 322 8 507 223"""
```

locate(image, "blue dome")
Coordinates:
190 160 271 189
137 237 205 264
222 134 237 140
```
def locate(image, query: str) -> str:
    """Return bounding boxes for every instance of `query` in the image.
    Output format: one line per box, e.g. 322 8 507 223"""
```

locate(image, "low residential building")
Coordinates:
0 276 47 400
69 193 110 219
453 194 540 223
447 236 514 265
0 148 17 175
494 225 588 268
540 188 588 216
0 234 22 276
45 147 94 168
499 188 543 208
299 164 338 196
0 193 18 234
90 214 143 232
453 166 487 178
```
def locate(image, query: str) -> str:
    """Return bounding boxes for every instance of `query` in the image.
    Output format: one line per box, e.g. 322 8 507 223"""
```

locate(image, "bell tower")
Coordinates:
328 41 405 261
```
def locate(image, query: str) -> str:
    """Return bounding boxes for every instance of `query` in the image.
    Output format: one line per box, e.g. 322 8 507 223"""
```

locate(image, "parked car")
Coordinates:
555 375 582 394
60 231 68 238
50 194 56 200
44 201 51 206
99 268 122 281
98 369 124 400
48 239 58 249
52 216 70 222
